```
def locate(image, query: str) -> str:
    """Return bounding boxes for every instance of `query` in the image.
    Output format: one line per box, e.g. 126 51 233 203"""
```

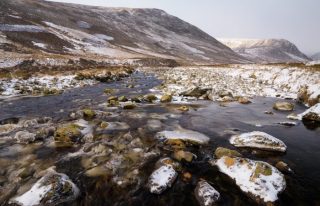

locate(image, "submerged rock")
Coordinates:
148 165 178 194
212 156 286 203
156 128 210 145
195 180 220 206
275 161 292 174
12 171 79 206
214 147 242 159
177 105 189 112
230 131 287 152
273 101 294 111
14 131 36 143
173 150 195 162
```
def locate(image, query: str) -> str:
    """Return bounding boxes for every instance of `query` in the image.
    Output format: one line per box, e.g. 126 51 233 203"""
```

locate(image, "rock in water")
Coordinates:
14 131 36 143
273 101 294 111
12 171 79 206
214 147 242 159
298 103 320 122
212 156 286 203
156 129 210 145
195 180 220 206
180 87 209 98
230 131 287 152
148 165 178 194
160 94 172 102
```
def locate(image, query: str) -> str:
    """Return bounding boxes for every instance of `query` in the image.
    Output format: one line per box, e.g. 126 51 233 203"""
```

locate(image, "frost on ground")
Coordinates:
143 65 320 107
213 156 286 203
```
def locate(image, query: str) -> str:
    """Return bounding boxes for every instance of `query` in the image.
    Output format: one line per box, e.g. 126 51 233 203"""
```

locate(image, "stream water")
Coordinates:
0 72 319 206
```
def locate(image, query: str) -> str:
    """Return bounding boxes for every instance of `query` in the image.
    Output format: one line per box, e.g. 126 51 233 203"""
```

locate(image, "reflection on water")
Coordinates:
0 72 319 205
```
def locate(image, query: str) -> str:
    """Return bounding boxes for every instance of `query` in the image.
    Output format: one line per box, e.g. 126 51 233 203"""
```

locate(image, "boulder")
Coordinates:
238 97 251 104
156 128 210 145
275 161 292 173
230 131 287 152
54 123 82 143
299 103 320 122
148 165 178 194
82 109 96 120
273 102 294 111
214 147 242 159
12 171 79 206
212 156 286 204
160 94 172 103
120 101 136 109
118 96 128 102
173 150 194 162
195 180 220 206
143 94 158 102
180 87 209 98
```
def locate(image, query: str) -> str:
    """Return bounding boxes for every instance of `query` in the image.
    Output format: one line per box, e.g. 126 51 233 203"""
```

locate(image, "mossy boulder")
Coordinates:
214 147 242 159
54 123 82 143
143 94 157 102
160 94 172 103
118 96 128 102
82 109 96 120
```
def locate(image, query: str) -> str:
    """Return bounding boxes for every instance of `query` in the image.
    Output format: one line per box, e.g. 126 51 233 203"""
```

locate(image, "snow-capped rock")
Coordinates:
230 131 287 152
195 180 220 206
156 128 210 145
12 171 79 206
148 165 178 194
295 103 320 122
218 38 311 63
212 156 286 203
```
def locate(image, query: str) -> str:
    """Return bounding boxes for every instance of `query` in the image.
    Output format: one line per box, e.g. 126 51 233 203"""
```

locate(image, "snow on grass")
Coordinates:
214 157 286 203
230 131 287 152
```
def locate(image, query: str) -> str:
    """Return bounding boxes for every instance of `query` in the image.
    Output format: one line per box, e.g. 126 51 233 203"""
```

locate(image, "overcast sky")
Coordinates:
48 0 320 55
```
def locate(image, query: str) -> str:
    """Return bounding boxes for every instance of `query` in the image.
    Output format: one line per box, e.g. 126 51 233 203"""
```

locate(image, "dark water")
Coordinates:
0 72 319 206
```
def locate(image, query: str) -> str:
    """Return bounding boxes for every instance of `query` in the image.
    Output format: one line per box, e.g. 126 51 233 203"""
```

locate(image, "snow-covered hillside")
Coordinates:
218 38 311 63
0 0 248 65
311 52 320 60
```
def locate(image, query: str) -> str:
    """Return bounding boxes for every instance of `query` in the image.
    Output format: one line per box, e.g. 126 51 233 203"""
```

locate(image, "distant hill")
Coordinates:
218 38 311 63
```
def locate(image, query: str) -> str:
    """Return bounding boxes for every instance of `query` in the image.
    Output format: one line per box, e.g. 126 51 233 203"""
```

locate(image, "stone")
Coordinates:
156 128 210 145
195 180 220 206
238 97 251 104
300 103 320 122
182 172 192 182
54 123 82 143
103 88 114 94
120 101 136 109
275 161 292 173
212 156 286 204
273 102 294 111
14 131 36 144
177 105 189 112
214 147 242 159
143 94 157 102
165 139 186 149
173 150 194 162
160 94 172 103
148 165 178 194
12 171 79 206
82 109 96 119
107 96 118 102
230 131 287 152
118 95 128 102
181 87 209 98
